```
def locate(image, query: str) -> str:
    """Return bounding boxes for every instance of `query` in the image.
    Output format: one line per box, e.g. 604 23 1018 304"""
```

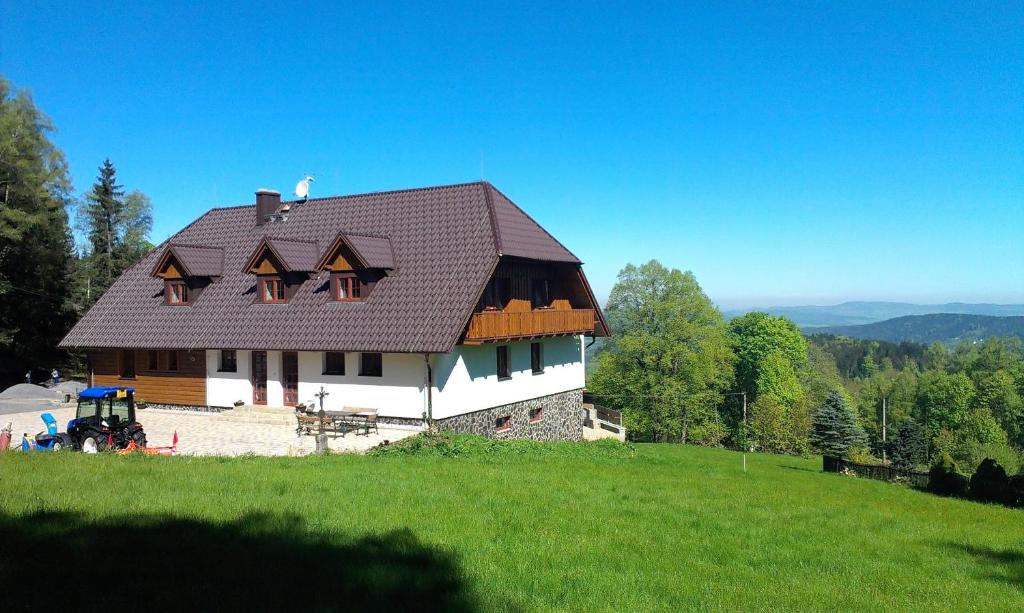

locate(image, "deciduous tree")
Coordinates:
589 261 734 443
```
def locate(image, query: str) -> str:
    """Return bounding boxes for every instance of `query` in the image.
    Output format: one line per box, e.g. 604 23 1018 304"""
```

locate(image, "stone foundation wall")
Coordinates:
436 389 583 441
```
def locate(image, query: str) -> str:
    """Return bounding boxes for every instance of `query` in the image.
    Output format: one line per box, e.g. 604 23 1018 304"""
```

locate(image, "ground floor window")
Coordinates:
167 350 179 371
529 407 543 423
147 350 159 371
359 352 382 377
120 350 136 379
324 351 345 375
497 345 510 380
531 342 544 374
219 349 237 372
495 415 511 432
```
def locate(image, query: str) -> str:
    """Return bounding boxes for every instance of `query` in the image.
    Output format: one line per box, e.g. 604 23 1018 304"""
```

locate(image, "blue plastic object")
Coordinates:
41 412 58 435
78 386 135 399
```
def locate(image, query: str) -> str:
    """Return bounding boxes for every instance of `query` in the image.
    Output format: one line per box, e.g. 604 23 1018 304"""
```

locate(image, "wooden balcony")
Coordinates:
464 308 596 344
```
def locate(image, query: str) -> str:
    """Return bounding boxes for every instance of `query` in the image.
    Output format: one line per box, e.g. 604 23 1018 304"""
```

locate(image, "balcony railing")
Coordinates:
464 308 595 343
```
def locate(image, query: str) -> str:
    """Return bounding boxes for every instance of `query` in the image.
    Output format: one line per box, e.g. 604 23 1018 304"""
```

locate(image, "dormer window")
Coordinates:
334 274 364 301
150 243 223 306
166 280 189 305
316 232 394 303
260 277 286 303
243 237 320 306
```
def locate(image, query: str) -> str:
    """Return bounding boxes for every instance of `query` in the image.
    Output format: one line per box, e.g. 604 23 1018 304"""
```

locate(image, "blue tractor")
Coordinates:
66 386 147 453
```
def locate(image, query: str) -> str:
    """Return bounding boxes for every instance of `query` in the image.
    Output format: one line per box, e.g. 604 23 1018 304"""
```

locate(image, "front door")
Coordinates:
252 351 267 405
282 351 298 406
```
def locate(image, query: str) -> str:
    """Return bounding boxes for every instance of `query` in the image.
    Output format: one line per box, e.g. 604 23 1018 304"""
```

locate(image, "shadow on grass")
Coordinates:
0 510 484 612
778 465 819 474
945 542 1024 591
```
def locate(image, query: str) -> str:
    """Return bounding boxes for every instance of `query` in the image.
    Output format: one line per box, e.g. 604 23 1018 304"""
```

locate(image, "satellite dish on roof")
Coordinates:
294 174 315 200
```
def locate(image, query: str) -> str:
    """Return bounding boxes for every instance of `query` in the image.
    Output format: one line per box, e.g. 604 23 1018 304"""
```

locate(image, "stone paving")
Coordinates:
1 404 420 456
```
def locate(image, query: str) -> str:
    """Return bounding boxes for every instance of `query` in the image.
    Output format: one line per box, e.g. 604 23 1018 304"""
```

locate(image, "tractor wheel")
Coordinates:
132 429 147 448
82 432 108 454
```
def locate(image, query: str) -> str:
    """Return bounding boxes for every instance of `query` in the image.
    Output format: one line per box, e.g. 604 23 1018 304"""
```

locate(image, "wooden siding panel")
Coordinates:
89 349 207 406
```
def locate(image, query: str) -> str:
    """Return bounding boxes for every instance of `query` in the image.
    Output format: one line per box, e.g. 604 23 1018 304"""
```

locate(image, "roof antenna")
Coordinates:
294 174 315 201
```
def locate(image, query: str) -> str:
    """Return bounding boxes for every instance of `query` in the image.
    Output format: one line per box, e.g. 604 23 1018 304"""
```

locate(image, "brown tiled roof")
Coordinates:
344 233 396 269
261 237 320 272
60 181 596 353
151 244 224 277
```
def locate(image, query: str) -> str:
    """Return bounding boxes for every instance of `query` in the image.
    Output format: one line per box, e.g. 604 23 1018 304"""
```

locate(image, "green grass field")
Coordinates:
1 440 1021 611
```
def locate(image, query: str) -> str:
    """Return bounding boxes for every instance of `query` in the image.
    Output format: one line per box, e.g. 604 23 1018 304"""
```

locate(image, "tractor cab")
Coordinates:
69 387 147 452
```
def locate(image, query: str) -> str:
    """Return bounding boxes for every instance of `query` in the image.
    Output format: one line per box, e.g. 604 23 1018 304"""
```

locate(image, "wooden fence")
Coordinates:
823 456 929 488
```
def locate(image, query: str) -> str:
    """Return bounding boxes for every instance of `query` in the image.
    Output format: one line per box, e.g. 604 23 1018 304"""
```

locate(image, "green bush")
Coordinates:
928 453 969 497
369 431 636 460
969 458 1011 505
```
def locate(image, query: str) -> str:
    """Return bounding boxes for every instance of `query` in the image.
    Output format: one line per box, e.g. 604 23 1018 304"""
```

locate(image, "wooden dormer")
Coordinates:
151 244 223 305
243 237 319 304
316 233 394 302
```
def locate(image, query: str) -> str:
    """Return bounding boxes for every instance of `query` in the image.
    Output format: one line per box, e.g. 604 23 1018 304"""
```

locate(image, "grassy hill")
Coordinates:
1 442 1021 610
815 313 1024 344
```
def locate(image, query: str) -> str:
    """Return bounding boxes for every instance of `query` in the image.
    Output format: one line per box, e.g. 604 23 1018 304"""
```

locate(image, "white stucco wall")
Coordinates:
203 336 584 419
430 336 585 419
206 349 253 408
296 352 427 419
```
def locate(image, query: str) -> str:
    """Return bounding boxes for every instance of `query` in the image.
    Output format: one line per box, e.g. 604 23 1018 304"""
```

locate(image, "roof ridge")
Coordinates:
481 182 502 255
208 180 489 211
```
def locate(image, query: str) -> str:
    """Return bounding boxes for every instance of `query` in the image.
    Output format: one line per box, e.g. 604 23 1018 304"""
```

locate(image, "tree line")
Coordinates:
0 76 152 385
588 260 1024 474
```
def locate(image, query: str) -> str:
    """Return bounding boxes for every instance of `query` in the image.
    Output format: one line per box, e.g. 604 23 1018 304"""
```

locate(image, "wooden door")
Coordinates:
252 351 267 405
282 351 298 406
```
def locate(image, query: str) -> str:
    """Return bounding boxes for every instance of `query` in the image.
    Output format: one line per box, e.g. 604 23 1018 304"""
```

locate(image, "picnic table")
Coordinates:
295 407 378 437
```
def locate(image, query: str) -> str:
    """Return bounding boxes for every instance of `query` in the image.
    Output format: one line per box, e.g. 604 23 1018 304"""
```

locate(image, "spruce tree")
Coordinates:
810 390 867 460
889 418 927 471
78 158 152 306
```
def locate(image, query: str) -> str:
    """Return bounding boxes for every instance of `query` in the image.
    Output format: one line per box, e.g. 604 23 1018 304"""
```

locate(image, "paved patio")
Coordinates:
1 404 419 456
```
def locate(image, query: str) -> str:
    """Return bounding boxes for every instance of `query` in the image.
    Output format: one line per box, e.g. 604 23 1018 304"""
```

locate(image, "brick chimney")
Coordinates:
255 189 280 226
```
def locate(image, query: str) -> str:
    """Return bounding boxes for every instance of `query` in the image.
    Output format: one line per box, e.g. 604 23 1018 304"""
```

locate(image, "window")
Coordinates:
166 280 189 305
531 342 544 374
324 351 345 375
496 346 510 380
479 277 511 310
147 350 159 371
334 275 363 301
167 350 179 371
359 352 382 377
531 279 550 309
120 350 136 379
260 277 286 303
529 407 543 423
219 349 237 372
495 415 511 432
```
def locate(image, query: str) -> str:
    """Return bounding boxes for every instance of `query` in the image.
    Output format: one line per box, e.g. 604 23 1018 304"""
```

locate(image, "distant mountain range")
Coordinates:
809 314 1024 345
723 301 1024 328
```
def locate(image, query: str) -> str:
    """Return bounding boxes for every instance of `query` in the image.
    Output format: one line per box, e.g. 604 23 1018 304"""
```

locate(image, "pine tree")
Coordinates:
810 390 867 459
889 418 927 471
0 77 78 385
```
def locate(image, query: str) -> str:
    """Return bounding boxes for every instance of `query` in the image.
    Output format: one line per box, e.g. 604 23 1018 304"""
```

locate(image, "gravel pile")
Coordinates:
0 383 62 400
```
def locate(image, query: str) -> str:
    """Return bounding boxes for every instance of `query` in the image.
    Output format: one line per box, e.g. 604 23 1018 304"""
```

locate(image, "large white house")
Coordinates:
60 182 608 439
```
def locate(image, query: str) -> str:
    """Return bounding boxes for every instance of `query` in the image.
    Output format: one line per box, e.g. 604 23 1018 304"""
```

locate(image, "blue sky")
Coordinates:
2 2 1021 307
